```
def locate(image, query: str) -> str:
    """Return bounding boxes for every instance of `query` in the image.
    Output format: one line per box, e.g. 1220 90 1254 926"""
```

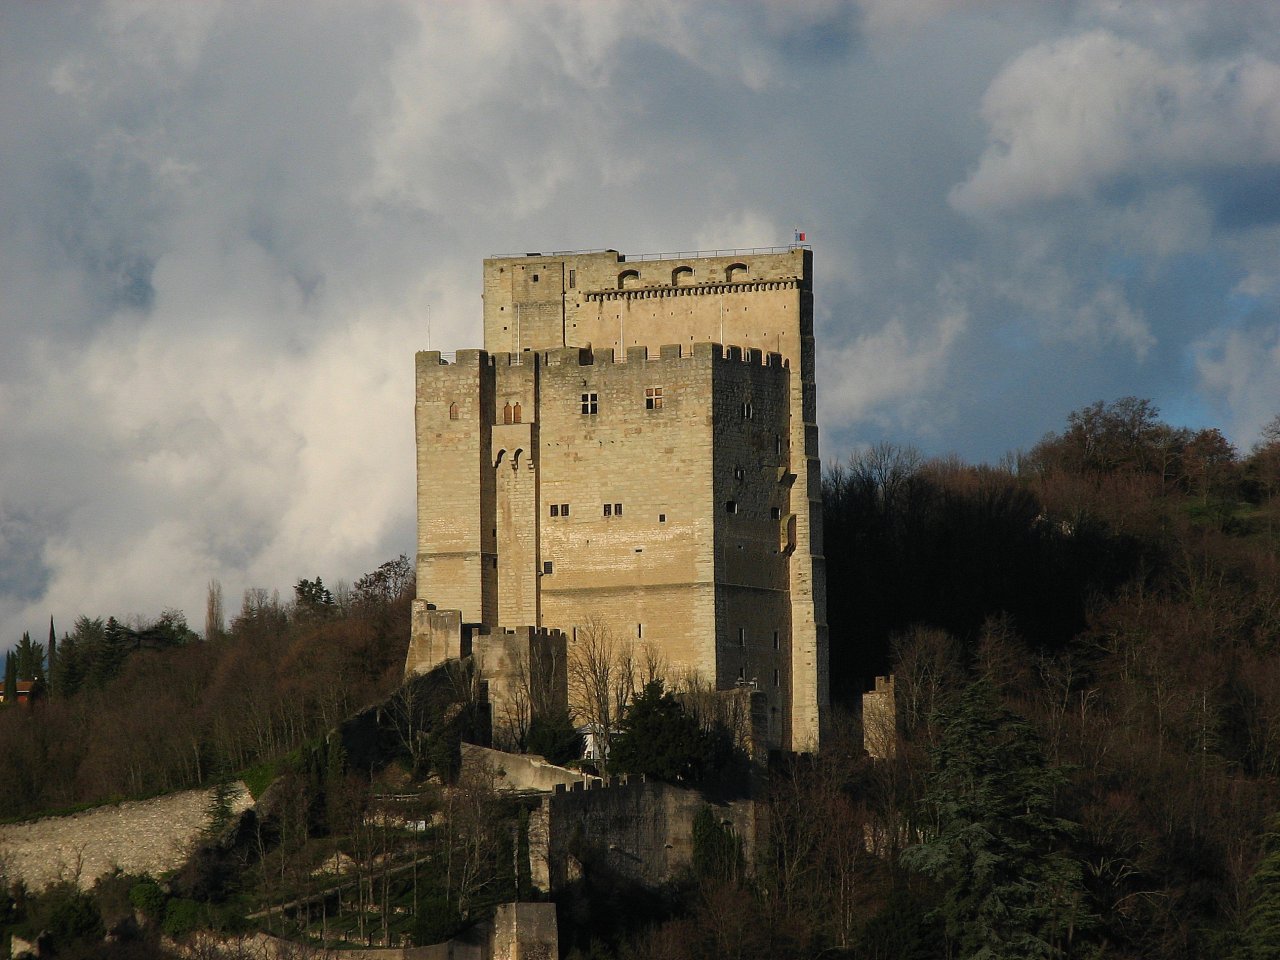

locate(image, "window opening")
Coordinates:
448 402 459 420
658 513 666 523
551 504 560 517
738 627 746 647
734 466 745 480
503 403 513 424
637 623 643 639
770 507 781 519
773 630 780 650
603 503 612 517
543 561 553 575
725 500 738 514
532 273 539 282
581 392 598 415
568 269 576 288
561 503 570 516
645 386 663 410
742 400 753 420
512 402 522 423
615 502 623 516
773 669 779 687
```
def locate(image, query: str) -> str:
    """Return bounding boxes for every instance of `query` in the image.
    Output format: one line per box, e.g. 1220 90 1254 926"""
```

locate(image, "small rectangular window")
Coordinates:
645 386 663 410
738 627 746 647
562 503 570 516
603 503 612 517
550 504 559 517
725 500 738 514
581 392 598 415
568 268 576 289
770 507 781 520
615 502 623 516
543 561 553 575
734 466 745 480
532 273 539 282
658 513 666 523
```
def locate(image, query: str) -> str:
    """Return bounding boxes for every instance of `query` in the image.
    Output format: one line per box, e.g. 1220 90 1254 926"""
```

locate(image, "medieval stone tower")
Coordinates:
409 246 828 750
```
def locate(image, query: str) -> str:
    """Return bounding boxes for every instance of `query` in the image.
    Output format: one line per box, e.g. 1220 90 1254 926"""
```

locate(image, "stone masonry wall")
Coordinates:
0 783 251 891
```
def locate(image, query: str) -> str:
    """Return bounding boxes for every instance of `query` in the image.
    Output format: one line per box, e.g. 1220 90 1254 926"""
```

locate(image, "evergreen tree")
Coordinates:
1237 815 1280 960
13 631 41 680
610 680 705 784
52 632 83 698
3 651 16 706
46 617 57 694
902 680 1090 960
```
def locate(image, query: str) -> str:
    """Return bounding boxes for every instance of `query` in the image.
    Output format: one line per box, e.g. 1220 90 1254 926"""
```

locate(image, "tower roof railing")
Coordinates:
487 244 811 261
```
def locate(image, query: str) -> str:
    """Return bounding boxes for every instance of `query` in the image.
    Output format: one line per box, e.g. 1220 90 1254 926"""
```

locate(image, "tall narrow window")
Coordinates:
738 627 746 647
550 504 560 517
614 503 623 516
581 392 598 415
742 400 753 420
637 623 643 639
561 503 570 516
512 402 522 423
568 268 576 289
503 403 513 424
773 630 780 650
645 386 663 410
448 402 459 420
603 503 612 517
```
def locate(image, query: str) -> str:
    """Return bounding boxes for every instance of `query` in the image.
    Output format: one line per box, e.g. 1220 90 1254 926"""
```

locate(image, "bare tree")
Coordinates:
567 618 634 759
205 578 225 641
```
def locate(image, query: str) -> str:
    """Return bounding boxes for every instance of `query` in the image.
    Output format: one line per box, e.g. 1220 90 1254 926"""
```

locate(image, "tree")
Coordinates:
13 631 42 681
610 680 705 784
46 618 57 695
567 618 634 760
902 680 1090 959
1237 815 1280 960
294 577 335 615
205 579 225 641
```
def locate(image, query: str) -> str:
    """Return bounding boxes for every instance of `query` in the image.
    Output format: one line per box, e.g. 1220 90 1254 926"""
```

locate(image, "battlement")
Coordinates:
583 278 800 301
417 344 788 370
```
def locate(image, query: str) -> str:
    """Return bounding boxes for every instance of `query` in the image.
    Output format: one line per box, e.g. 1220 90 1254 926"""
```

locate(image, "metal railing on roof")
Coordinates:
487 244 811 261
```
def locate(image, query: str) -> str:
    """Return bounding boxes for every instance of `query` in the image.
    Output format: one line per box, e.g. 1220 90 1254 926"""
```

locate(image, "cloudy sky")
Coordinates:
4 0 1280 646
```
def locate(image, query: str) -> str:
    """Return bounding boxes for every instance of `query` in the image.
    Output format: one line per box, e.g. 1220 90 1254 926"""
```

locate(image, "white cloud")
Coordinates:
952 29 1280 214
1195 324 1280 446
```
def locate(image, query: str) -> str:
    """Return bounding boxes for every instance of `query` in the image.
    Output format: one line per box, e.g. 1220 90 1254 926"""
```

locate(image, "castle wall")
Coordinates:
529 776 757 892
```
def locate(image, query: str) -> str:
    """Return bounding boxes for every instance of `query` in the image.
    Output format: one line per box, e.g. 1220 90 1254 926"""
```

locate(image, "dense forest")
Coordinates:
5 398 1280 959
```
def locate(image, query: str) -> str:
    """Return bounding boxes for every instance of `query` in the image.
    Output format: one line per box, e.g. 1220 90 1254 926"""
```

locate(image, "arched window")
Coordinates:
726 262 747 282
513 448 523 470
448 402 459 420
503 402 513 425
512 402 522 423
672 266 693 286
495 449 507 468
618 269 640 289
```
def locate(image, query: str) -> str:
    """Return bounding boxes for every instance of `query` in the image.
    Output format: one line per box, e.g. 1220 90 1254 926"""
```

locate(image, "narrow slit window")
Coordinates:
773 669 779 687
738 627 746 647
569 268 576 289
645 386 663 410
637 623 643 639
773 630 780 650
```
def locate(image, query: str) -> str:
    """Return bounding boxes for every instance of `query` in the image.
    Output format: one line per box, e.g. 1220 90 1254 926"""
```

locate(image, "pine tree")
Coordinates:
13 631 41 681
902 679 1090 959
1238 816 1280 960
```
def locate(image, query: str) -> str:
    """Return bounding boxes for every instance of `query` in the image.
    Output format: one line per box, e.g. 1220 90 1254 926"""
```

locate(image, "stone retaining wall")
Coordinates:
0 783 251 891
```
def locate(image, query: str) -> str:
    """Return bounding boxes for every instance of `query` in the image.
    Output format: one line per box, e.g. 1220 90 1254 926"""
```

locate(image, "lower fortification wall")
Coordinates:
530 777 756 891
0 783 251 891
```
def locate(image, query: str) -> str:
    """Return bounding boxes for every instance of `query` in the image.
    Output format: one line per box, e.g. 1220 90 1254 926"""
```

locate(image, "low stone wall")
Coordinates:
461 744 597 793
530 776 756 891
0 783 251 891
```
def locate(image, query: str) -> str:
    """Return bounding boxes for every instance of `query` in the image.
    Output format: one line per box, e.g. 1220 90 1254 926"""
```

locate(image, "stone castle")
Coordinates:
407 247 828 750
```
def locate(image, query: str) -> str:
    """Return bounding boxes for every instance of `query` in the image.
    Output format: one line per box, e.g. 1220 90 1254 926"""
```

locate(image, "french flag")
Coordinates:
794 230 806 243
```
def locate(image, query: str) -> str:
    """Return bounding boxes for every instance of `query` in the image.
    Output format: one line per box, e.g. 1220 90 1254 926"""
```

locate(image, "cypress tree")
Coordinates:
46 617 57 694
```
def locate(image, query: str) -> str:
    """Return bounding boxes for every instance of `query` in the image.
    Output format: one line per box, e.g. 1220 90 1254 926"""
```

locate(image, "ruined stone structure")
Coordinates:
411 247 827 750
862 674 899 760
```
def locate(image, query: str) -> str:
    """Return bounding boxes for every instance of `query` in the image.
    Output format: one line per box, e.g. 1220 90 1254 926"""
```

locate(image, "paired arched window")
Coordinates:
503 403 513 424
512 402 522 423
